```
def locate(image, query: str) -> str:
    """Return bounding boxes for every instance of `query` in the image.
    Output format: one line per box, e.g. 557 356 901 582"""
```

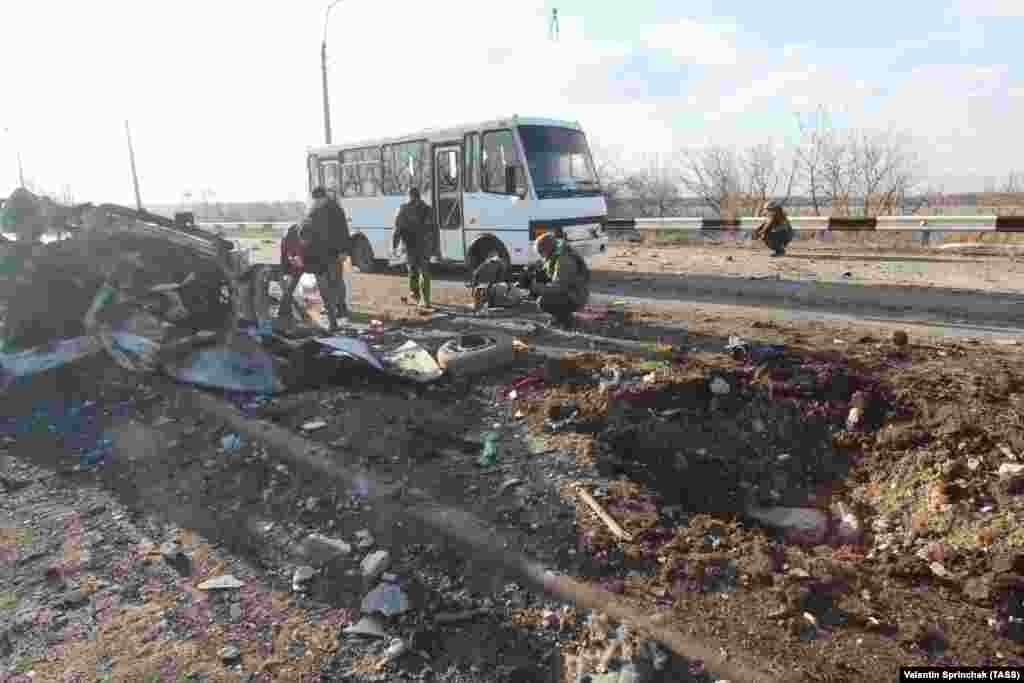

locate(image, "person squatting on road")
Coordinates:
393 187 435 309
469 251 515 310
530 232 590 328
753 200 794 256
279 186 351 331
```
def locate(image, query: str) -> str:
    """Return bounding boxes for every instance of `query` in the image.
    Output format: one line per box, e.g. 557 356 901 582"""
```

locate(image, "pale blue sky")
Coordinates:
1 0 1020 203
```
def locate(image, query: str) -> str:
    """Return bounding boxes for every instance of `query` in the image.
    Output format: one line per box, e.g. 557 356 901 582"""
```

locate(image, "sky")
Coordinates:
1 0 1021 204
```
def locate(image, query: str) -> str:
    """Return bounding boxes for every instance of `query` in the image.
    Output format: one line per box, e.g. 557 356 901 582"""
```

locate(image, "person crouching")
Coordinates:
753 200 794 256
530 233 590 328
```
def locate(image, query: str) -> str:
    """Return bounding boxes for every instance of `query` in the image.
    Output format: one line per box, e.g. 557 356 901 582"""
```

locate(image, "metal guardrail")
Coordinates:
611 215 1024 233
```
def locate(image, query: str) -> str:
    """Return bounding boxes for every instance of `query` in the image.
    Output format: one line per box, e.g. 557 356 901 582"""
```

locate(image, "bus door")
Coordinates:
432 144 465 262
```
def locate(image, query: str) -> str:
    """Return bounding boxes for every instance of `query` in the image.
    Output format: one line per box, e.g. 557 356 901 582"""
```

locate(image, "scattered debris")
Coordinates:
478 431 499 466
197 574 244 591
292 566 317 592
747 507 830 545
361 550 391 581
362 579 410 617
574 485 634 542
301 419 328 432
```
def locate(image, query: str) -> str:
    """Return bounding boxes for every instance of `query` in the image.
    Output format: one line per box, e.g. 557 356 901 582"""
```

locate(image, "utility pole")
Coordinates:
125 120 143 211
16 152 25 188
322 0 343 145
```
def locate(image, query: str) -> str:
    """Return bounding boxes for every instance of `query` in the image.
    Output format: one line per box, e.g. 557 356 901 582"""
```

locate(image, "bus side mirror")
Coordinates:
505 165 525 198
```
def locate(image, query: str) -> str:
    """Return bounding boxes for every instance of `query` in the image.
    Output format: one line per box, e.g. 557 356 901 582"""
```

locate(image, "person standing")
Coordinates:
753 200 794 256
392 187 435 309
530 232 590 328
279 186 350 331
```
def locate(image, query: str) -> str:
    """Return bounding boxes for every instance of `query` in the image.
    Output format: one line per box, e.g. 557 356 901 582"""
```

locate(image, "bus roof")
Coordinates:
307 116 583 156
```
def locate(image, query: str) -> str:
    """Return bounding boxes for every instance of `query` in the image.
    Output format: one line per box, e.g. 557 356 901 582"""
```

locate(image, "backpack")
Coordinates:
281 224 305 271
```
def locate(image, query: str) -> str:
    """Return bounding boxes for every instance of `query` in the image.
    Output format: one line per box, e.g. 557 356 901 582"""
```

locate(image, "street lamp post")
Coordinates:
322 0 343 145
2 127 26 187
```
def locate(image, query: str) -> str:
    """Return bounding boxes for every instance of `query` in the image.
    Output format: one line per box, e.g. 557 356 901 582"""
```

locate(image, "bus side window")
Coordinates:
464 133 480 192
482 130 521 195
381 145 398 195
308 155 320 193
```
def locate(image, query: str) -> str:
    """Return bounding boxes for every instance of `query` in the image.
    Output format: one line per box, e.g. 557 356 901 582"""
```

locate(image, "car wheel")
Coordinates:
436 332 516 378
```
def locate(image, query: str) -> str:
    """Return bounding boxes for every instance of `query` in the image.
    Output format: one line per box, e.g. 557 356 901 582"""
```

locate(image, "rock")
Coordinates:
383 638 409 662
355 529 375 549
230 603 242 620
160 541 191 575
710 377 731 395
362 582 410 616
747 506 830 545
299 534 352 567
58 590 90 608
344 615 387 638
361 550 390 581
301 420 327 432
220 644 241 663
499 478 524 495
197 575 243 591
830 502 862 545
964 575 994 602
999 463 1024 477
930 562 953 579
993 554 1024 575
292 566 317 592
892 330 908 347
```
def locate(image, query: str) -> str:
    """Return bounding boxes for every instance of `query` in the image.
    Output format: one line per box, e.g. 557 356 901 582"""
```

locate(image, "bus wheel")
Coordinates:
468 238 509 274
350 236 378 273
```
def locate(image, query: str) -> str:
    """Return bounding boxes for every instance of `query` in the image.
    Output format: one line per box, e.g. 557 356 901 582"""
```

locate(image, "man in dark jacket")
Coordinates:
530 233 590 328
279 187 350 330
392 187 435 308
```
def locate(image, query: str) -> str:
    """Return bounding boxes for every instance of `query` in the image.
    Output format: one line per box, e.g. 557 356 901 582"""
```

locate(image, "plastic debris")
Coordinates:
0 336 106 390
197 575 244 590
478 431 498 466
301 420 327 432
381 340 443 383
221 433 241 450
344 616 387 638
318 336 385 371
239 319 273 337
361 581 410 617
79 432 113 466
165 345 284 394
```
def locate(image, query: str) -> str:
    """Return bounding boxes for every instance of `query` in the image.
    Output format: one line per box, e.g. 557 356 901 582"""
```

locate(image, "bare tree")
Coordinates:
591 144 630 203
624 154 681 217
677 146 743 217
845 127 923 216
740 143 798 215
794 107 835 216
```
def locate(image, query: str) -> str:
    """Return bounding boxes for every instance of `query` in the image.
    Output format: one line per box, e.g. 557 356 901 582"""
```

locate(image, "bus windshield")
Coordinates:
517 125 602 198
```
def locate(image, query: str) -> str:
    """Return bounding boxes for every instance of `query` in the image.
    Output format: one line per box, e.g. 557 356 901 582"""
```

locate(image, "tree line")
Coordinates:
593 107 1024 219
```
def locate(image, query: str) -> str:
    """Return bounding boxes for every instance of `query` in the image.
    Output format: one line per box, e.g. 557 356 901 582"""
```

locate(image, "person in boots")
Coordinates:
530 232 590 328
392 187 435 309
753 200 794 256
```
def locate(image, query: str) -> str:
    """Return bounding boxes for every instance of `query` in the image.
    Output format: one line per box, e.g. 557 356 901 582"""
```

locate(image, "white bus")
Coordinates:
305 115 610 273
